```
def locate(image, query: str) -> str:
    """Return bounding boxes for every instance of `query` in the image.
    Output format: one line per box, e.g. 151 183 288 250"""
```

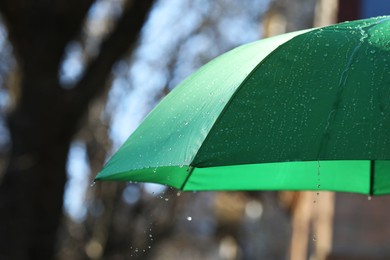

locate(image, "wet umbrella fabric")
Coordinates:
96 16 390 195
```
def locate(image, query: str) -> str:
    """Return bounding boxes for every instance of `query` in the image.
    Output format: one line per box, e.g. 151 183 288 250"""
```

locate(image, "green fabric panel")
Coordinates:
97 30 311 180
184 160 370 194
95 166 189 190
96 17 390 195
373 160 390 195
193 16 390 167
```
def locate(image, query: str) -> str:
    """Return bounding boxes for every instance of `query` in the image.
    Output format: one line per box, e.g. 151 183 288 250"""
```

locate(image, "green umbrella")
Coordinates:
96 16 390 196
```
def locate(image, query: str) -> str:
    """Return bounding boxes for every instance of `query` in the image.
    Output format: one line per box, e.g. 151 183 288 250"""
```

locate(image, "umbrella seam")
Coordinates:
191 28 316 165
180 166 195 190
316 18 390 159
370 160 375 195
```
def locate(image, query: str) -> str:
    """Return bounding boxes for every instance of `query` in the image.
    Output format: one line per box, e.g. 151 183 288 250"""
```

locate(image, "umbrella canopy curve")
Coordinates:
96 16 390 196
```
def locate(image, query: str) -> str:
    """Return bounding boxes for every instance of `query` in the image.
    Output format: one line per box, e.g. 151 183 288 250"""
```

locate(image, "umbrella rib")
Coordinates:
316 28 366 159
191 29 315 164
369 160 375 196
180 166 195 190
316 19 389 159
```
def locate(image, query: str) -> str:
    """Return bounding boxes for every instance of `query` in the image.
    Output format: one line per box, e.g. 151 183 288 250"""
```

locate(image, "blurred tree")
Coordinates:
0 0 154 259
0 0 328 259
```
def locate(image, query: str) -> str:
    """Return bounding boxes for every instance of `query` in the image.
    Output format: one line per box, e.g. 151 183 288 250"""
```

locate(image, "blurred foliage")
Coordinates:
0 0 322 259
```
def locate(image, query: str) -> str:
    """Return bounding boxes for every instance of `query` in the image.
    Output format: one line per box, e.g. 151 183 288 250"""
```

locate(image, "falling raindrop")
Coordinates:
313 235 317 242
187 216 192 221
176 192 181 196
368 196 372 201
90 181 96 187
316 161 321 195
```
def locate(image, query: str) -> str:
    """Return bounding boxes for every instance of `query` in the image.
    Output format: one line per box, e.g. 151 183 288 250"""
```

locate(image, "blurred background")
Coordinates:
0 0 390 259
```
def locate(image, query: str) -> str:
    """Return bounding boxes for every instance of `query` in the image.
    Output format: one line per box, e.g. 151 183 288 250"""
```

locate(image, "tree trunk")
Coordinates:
0 0 155 258
0 117 71 259
0 68 76 259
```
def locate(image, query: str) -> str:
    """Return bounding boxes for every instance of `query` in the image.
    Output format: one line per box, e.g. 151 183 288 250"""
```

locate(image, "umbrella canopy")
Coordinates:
96 16 390 195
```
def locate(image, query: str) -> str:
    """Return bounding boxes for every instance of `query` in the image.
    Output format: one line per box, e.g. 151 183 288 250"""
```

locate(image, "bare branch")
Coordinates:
70 0 155 110
0 0 94 69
